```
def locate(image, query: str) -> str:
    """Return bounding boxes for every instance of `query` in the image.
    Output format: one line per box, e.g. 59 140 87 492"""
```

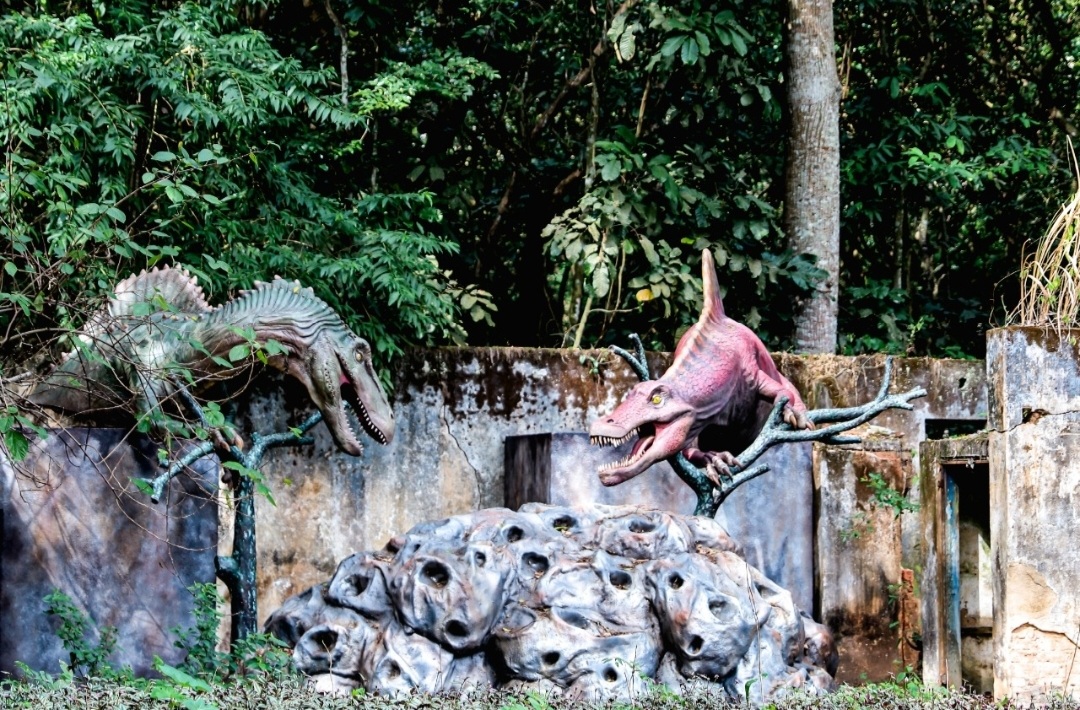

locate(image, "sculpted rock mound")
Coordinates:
265 503 837 703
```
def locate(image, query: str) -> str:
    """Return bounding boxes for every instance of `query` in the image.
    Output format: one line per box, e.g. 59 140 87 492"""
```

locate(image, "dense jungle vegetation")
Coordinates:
1 0 1076 367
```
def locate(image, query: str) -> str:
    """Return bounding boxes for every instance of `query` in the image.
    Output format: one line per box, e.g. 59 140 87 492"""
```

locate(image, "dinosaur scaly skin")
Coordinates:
32 267 394 456
590 250 810 486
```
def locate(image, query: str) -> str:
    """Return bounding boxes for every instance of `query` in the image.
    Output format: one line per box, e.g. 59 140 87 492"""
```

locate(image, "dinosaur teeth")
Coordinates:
590 429 639 448
597 433 652 473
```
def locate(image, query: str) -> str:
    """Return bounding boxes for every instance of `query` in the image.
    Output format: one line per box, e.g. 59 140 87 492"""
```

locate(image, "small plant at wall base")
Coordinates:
42 589 121 680
839 472 918 541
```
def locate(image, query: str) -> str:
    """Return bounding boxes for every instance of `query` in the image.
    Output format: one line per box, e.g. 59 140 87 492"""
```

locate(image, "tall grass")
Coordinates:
1014 143 1080 329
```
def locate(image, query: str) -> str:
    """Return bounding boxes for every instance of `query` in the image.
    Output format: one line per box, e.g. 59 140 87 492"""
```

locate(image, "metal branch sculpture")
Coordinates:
607 334 926 516
148 385 326 640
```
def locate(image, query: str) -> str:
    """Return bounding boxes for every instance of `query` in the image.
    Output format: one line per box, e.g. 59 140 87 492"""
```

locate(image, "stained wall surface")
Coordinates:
241 348 987 643
0 429 217 676
987 327 1080 701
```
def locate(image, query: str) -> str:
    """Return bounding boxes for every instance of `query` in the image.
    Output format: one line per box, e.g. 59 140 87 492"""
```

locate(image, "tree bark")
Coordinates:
784 0 841 353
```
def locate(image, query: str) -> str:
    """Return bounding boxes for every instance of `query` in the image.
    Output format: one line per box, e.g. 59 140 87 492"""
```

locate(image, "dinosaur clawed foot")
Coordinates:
702 451 740 489
213 426 245 486
783 406 814 431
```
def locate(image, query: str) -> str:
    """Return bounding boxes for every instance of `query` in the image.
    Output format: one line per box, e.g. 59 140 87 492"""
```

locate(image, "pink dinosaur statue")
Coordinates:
590 249 812 487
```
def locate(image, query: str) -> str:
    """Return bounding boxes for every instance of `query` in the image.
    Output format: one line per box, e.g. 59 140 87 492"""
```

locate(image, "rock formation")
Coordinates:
265 503 837 703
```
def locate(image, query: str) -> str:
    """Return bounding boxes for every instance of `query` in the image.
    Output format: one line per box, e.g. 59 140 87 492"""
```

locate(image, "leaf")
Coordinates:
635 288 654 302
591 264 610 297
600 159 622 181
165 186 184 204
618 23 638 62
154 660 213 694
660 35 685 58
694 31 711 57
150 151 176 162
132 478 154 496
4 429 28 461
729 31 748 56
228 345 250 362
680 38 699 65
3 263 16 277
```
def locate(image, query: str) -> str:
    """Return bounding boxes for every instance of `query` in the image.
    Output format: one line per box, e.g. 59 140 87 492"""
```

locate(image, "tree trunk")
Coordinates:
784 0 841 353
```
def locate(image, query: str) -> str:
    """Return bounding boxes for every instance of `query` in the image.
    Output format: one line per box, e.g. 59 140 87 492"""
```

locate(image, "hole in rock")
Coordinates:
421 561 450 588
345 574 370 596
552 515 576 531
708 599 728 619
505 526 524 543
311 628 338 653
555 608 590 629
522 552 550 575
386 661 401 679
628 518 656 534
474 551 487 567
603 666 619 683
609 571 632 589
445 620 469 638
689 636 704 654
668 573 684 590
542 652 560 666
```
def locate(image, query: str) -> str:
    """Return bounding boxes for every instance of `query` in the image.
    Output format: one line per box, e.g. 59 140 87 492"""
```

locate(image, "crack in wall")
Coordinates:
996 407 1080 435
442 404 484 505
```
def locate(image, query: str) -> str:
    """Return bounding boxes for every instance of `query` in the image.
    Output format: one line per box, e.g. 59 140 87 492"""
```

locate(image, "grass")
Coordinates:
2 675 1079 710
1013 141 1080 330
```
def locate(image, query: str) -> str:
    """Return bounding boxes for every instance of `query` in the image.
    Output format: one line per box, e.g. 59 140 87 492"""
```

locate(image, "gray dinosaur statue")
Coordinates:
32 266 394 456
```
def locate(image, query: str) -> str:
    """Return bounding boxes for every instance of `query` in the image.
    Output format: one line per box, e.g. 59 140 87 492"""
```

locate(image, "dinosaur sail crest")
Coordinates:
700 249 726 321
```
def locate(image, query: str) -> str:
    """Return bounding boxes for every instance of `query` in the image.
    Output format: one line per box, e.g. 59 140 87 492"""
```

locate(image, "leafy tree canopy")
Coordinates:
2 0 1077 376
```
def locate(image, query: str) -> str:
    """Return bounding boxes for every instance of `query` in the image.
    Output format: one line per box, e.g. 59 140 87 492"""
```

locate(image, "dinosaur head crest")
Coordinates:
700 249 726 322
241 279 395 456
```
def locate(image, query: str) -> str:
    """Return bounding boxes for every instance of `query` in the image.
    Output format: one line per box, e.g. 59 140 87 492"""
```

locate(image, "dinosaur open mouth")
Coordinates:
340 379 388 445
595 424 656 474
337 354 389 446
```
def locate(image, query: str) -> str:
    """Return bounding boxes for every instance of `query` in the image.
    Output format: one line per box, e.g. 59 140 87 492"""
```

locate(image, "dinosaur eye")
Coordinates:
651 394 663 405
355 350 364 363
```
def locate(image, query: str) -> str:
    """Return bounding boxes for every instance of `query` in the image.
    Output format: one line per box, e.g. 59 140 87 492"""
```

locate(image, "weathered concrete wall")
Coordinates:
1 347 987 675
1 429 217 676
240 348 987 638
987 327 1080 701
813 439 918 684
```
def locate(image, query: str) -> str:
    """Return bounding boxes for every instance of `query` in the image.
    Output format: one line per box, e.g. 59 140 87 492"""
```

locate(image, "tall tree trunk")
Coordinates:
784 0 841 353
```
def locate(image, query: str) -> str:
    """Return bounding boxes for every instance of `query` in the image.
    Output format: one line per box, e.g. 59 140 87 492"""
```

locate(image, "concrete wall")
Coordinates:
987 327 1080 701
1 429 217 676
238 348 987 646
2 347 988 678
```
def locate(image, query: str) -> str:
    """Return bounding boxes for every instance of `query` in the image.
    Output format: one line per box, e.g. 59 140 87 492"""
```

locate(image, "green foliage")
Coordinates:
0 1 492 392
835 0 1073 357
5 0 1080 367
42 589 122 679
839 471 917 541
0 674 1059 709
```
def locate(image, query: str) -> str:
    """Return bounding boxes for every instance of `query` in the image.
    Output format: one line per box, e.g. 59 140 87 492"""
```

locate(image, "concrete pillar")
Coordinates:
987 327 1080 701
813 438 916 683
